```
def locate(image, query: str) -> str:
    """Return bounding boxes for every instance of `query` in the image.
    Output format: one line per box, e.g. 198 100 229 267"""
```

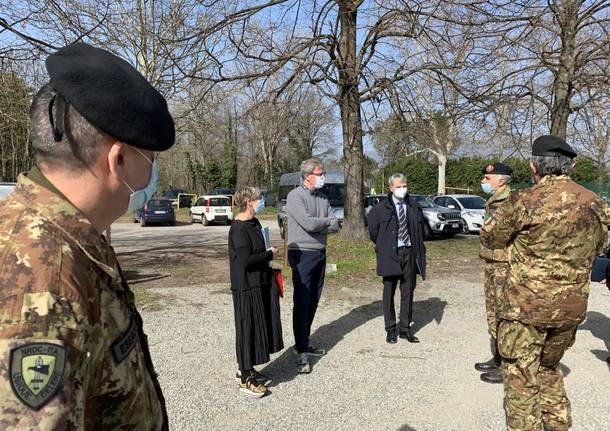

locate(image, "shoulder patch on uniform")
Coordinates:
111 316 138 363
9 343 67 410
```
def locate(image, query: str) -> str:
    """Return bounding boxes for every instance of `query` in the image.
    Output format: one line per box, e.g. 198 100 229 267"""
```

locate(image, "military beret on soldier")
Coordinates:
531 135 576 159
45 42 175 151
482 162 513 175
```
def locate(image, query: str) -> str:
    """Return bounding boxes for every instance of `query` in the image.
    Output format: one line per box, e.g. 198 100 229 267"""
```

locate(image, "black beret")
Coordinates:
46 42 175 151
482 162 513 175
531 135 576 159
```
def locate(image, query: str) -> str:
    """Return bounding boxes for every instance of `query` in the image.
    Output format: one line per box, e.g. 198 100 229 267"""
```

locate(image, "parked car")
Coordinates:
161 189 190 207
0 182 16 200
261 189 276 207
134 198 176 226
364 194 387 221
277 171 344 239
190 195 233 225
411 194 463 239
433 194 486 234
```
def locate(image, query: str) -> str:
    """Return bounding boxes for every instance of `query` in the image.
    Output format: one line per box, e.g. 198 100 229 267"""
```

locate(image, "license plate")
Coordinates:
216 209 226 213
451 223 458 228
154 211 165 214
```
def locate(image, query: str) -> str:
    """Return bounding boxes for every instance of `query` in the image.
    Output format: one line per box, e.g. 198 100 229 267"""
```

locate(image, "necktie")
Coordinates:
398 203 409 243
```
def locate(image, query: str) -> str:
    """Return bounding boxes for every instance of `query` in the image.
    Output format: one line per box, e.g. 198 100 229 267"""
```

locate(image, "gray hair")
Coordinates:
233 186 262 213
497 174 512 184
530 155 573 177
300 157 324 179
388 173 407 187
30 83 109 171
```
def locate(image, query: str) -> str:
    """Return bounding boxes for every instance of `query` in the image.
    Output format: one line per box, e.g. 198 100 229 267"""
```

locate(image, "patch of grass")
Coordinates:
324 236 378 286
133 286 165 311
256 206 278 220
211 286 232 295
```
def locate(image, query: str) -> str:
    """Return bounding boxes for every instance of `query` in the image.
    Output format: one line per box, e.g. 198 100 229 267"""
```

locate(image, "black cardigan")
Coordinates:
228 218 273 291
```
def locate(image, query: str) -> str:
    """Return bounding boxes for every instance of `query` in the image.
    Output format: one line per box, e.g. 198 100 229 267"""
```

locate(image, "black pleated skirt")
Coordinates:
232 282 284 371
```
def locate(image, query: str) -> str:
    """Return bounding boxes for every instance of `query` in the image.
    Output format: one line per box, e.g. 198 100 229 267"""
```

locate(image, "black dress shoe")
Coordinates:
386 329 397 344
399 330 420 343
474 357 500 372
480 368 503 384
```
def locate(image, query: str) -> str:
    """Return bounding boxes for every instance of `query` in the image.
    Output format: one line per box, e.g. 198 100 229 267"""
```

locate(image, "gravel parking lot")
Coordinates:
112 223 610 431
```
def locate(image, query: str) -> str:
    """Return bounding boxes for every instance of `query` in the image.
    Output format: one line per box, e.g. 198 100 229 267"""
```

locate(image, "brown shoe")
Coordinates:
239 377 267 398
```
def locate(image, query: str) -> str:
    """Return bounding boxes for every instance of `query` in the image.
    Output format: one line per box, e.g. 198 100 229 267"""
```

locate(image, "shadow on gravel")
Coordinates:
262 301 382 386
397 425 418 431
123 270 171 285
579 311 610 370
411 297 447 336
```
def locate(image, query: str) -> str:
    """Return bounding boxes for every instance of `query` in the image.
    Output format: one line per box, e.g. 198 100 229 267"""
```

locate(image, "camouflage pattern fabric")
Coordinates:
480 186 511 339
0 172 168 430
481 175 609 431
498 320 576 431
480 175 608 327
484 262 509 340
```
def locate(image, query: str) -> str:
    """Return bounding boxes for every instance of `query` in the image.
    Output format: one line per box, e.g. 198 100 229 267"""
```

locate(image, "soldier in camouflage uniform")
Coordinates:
480 135 608 431
476 163 513 385
0 43 174 429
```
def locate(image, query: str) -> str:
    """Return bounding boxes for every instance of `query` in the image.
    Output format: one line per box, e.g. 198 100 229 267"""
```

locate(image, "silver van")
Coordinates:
277 170 344 239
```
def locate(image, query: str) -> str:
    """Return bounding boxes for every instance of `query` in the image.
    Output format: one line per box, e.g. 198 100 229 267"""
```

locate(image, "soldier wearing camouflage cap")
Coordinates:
480 135 609 431
0 43 173 429
475 162 513 385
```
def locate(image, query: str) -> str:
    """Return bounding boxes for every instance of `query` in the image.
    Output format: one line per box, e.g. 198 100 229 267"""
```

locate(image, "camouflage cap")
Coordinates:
532 135 576 159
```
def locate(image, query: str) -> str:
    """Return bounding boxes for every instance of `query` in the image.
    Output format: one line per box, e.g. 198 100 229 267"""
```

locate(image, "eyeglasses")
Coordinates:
309 171 325 177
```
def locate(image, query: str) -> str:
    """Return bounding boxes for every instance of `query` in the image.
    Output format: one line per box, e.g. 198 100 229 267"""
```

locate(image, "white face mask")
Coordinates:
314 174 325 189
123 148 158 212
393 186 407 200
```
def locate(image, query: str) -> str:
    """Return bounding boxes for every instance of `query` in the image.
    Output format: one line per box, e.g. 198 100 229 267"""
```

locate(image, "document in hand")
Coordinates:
261 226 270 249
590 256 610 282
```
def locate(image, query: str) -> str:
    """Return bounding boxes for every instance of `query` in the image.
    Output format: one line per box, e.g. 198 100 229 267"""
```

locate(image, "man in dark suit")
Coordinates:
367 173 427 344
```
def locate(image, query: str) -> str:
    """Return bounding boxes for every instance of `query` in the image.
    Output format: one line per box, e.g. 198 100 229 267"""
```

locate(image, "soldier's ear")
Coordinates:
106 141 127 184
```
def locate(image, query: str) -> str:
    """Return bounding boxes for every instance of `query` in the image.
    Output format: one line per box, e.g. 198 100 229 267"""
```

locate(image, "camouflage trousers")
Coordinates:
484 262 509 340
498 320 577 431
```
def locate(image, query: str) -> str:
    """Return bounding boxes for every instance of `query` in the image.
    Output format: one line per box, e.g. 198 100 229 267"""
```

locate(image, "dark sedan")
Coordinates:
134 198 176 226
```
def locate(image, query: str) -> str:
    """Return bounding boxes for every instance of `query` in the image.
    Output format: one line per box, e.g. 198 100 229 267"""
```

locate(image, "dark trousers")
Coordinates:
288 249 326 353
382 247 417 332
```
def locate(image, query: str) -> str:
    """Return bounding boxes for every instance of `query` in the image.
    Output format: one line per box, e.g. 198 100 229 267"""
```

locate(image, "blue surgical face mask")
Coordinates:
124 149 158 212
481 183 494 194
255 199 265 214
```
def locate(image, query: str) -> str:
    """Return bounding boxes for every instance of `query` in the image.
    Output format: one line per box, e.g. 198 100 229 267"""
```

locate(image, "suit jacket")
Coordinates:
367 193 427 279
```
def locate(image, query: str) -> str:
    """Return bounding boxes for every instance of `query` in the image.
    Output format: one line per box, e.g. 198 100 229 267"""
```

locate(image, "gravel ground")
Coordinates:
140 276 610 431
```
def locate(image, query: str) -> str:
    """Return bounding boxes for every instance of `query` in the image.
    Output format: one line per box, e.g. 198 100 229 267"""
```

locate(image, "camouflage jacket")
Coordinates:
480 175 608 327
480 186 512 263
0 170 168 430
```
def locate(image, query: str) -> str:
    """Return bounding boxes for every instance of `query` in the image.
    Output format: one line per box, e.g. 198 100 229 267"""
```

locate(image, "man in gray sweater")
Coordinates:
286 157 340 373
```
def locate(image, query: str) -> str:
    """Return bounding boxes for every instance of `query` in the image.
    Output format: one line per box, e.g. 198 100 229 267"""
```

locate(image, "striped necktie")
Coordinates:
398 202 409 243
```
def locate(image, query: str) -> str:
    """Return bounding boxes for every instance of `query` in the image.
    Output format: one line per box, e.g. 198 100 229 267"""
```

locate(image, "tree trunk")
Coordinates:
437 152 447 195
550 0 579 139
337 1 366 240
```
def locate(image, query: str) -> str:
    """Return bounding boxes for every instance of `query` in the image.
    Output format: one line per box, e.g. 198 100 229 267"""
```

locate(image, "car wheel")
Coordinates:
423 223 432 240
226 219 231 226
170 220 176 226
461 218 469 234
202 215 209 226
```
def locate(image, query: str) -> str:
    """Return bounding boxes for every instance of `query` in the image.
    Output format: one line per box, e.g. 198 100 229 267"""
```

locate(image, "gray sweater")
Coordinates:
286 186 340 251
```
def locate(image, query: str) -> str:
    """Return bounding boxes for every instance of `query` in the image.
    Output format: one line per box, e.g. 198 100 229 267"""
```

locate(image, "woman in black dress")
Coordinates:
229 187 283 397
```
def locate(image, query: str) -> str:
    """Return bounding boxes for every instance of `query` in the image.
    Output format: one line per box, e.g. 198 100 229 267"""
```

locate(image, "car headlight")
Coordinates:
437 213 446 221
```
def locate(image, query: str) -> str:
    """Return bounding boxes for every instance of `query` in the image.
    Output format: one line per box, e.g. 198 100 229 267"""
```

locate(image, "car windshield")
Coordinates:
208 198 230 206
0 185 15 199
457 196 486 210
148 199 172 208
320 184 345 207
163 191 178 199
412 195 435 208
